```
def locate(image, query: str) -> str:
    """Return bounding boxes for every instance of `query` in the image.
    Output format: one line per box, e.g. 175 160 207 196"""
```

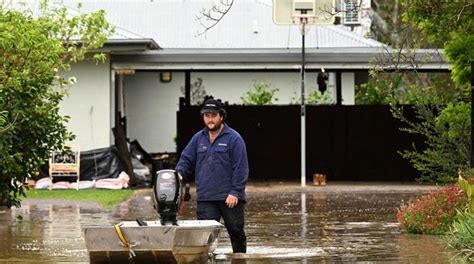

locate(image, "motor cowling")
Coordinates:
153 169 180 225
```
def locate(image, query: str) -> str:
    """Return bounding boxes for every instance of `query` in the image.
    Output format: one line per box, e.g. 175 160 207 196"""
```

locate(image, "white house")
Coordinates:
49 0 448 153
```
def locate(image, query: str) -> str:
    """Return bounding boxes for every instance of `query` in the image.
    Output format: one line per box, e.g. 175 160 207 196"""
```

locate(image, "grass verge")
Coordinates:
25 189 135 209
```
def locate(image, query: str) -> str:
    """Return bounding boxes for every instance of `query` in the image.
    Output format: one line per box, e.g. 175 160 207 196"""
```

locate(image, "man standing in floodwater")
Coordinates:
175 98 249 253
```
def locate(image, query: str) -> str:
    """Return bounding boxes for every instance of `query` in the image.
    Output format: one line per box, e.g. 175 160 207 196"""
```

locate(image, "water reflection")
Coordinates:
0 202 105 263
0 188 455 263
301 193 307 243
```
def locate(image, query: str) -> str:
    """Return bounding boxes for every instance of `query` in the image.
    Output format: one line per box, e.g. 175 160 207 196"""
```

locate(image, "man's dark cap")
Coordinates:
200 99 224 115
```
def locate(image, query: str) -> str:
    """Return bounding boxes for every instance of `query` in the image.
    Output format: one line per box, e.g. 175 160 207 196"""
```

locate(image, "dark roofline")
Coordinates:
96 38 160 52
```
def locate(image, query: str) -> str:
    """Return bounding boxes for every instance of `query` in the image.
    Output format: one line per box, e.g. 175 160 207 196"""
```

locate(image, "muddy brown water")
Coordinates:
0 183 456 263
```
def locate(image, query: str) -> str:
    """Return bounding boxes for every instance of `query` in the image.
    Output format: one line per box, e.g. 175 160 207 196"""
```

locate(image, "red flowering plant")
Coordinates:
397 185 468 235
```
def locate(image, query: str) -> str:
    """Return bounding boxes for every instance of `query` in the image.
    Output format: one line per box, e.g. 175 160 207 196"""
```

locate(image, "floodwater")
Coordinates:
0 183 457 263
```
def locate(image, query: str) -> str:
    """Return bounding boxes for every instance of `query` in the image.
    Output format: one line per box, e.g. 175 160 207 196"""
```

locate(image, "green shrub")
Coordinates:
395 102 471 184
355 77 399 105
241 81 278 105
306 89 333 105
397 185 467 234
290 88 334 105
444 211 474 262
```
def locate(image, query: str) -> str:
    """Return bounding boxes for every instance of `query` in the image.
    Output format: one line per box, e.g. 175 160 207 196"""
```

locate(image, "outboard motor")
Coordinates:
153 169 190 225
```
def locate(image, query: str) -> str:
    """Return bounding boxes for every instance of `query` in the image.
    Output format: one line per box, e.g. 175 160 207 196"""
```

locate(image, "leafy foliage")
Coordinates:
402 1 473 87
393 102 471 184
444 211 474 262
355 74 400 105
241 81 279 105
444 32 474 87
358 73 469 185
397 185 467 235
458 175 474 213
368 3 473 184
355 72 464 105
0 1 113 207
306 89 333 105
290 88 334 105
0 110 6 130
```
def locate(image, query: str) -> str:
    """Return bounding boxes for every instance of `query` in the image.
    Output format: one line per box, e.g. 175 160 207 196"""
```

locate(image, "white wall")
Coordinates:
342 72 355 105
60 59 111 151
194 72 337 105
124 71 183 153
122 71 357 153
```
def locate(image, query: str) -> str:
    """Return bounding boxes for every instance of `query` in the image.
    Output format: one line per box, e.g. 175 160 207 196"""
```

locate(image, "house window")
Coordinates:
342 0 360 25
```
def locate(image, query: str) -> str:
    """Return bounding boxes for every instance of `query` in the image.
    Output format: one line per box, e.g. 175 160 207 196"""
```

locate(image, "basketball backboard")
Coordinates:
273 0 335 25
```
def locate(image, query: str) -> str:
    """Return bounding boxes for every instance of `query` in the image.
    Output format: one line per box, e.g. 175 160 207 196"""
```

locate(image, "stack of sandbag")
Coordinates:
70 180 96 190
33 172 130 190
34 178 95 190
51 181 71 189
34 178 52 189
95 171 130 190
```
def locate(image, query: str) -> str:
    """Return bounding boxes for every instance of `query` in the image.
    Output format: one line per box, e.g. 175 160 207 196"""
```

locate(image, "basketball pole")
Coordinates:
272 0 335 187
300 17 307 187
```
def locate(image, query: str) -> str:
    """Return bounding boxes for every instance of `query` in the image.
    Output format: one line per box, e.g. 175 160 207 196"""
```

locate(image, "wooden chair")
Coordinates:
49 145 80 190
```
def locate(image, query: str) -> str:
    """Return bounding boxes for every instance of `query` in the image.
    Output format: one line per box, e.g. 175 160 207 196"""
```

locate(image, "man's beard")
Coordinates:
207 122 222 132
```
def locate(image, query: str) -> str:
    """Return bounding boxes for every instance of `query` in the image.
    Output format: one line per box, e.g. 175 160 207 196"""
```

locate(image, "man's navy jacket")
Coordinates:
176 124 249 202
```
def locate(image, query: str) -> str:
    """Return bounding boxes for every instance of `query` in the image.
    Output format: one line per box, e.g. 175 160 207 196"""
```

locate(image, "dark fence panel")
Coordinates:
306 105 422 181
177 105 423 181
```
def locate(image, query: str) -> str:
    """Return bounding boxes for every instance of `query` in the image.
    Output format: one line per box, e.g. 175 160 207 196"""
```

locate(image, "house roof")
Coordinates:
60 0 383 49
17 0 446 71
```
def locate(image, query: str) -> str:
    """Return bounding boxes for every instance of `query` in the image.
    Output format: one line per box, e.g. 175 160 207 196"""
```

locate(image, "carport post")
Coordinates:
185 71 191 106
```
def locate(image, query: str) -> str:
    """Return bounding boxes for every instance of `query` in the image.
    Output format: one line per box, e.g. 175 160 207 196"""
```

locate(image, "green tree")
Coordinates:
402 1 473 87
0 1 114 207
391 2 473 183
393 102 471 184
360 2 473 184
241 81 279 105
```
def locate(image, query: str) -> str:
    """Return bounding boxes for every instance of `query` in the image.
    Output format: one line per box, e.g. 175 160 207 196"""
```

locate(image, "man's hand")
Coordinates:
225 194 239 208
177 173 183 181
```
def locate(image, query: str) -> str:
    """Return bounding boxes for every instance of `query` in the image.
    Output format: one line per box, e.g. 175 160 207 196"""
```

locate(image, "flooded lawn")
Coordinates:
0 183 454 263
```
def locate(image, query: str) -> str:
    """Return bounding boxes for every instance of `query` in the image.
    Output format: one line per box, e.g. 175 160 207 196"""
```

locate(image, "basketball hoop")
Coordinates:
291 14 316 25
291 14 316 34
273 0 335 26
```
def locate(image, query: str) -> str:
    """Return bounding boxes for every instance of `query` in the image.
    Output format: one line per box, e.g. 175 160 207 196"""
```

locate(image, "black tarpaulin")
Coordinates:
39 141 157 185
79 146 125 181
